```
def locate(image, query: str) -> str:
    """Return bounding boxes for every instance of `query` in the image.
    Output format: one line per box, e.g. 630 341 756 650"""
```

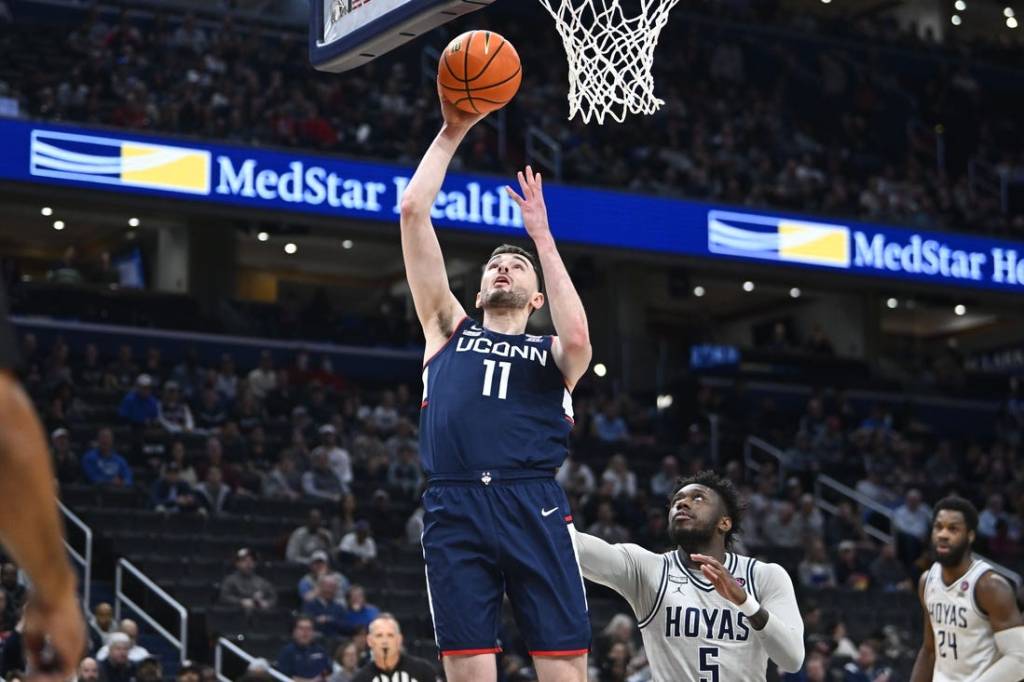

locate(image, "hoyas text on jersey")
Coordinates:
664 606 752 640
455 336 549 366
929 602 969 628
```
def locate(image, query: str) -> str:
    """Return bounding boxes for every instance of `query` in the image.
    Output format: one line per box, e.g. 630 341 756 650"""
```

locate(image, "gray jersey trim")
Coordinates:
638 555 670 629
747 558 759 601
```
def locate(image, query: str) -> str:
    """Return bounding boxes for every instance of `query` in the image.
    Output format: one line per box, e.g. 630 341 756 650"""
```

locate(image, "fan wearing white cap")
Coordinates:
313 423 352 491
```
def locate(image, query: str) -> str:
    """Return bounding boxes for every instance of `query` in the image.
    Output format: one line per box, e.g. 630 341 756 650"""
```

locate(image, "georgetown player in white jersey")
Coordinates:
573 471 804 681
910 497 1024 682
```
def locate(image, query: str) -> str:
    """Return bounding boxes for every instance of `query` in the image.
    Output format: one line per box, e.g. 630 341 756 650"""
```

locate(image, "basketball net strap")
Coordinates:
536 0 681 124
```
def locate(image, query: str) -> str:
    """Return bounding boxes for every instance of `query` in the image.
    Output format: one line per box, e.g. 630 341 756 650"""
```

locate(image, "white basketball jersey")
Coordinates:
924 559 1000 682
572 531 802 682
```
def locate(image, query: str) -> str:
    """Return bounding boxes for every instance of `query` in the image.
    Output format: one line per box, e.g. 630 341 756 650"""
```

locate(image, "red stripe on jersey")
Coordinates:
563 415 575 425
564 515 573 523
420 400 428 408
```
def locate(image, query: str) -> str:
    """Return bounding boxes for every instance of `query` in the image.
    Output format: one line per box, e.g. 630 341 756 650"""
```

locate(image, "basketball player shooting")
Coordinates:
398 81 593 682
910 497 1024 682
573 471 804 681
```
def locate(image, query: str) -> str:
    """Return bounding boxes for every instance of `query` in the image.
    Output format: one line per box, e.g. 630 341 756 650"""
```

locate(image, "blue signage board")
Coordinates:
2 117 1024 294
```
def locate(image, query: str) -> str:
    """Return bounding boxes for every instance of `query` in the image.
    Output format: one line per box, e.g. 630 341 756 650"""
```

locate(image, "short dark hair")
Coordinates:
932 496 979 532
488 244 544 293
670 470 744 548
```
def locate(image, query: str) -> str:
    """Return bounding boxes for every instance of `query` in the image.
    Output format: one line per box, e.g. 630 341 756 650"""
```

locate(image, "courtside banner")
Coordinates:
4 118 1024 293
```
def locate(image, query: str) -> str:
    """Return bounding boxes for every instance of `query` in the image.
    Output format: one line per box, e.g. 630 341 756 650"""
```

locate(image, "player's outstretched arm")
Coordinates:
973 571 1024 682
506 167 592 389
909 573 935 682
0 370 85 679
398 82 483 345
570 527 661 623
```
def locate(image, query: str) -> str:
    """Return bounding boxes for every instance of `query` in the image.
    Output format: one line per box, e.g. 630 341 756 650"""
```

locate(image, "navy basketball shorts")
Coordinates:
421 471 591 658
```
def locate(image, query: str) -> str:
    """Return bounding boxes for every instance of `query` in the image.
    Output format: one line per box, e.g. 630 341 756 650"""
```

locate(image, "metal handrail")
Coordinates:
743 436 787 494
115 559 188 663
525 126 563 179
58 501 92 609
814 475 894 544
215 638 291 682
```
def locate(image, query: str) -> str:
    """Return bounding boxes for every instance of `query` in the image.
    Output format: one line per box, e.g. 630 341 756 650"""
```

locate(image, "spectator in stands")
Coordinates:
81 428 132 487
134 657 162 682
287 510 335 564
834 540 871 590
352 614 437 682
96 620 150 663
303 575 347 637
50 427 79 485
89 603 117 647
924 441 960 491
98 634 135 682
826 500 869 547
247 351 277 401
854 468 900 510
386 445 422 499
219 548 277 612
214 354 238 403
797 493 825 542
588 502 630 544
165 441 198 487
339 520 377 567
303 450 347 502
195 388 227 433
763 501 803 548
869 543 912 592
47 246 82 285
842 641 891 682
798 539 837 589
150 462 198 514
193 466 232 516
157 381 195 434
592 401 629 443
331 494 359 540
277 617 331 682
77 657 99 682
263 451 302 501
557 454 596 497
649 455 679 500
978 493 1007 540
313 425 349 483
351 421 389 480
118 374 159 426
338 585 379 636
77 343 105 388
602 454 638 499
328 642 359 682
367 489 404 540
369 391 400 435
893 488 931 564
298 551 349 605
384 419 418 461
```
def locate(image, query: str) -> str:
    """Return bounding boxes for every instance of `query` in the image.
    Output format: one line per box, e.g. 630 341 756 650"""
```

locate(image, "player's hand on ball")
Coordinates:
691 554 749 606
506 166 551 242
437 79 486 131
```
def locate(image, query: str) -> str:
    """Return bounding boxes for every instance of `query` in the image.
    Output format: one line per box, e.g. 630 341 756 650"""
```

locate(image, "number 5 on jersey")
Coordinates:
482 359 511 399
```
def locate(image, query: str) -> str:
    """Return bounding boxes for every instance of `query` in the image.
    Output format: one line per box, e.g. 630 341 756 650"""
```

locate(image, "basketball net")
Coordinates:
537 0 681 124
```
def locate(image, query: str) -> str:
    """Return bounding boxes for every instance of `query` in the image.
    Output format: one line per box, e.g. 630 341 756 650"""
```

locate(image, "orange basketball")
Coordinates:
438 30 522 115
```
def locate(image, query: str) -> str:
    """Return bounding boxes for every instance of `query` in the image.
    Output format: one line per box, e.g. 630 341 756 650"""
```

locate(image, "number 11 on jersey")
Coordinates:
482 359 511 399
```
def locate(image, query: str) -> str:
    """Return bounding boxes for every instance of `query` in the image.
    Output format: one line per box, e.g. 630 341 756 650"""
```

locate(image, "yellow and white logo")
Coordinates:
708 210 850 269
30 129 211 195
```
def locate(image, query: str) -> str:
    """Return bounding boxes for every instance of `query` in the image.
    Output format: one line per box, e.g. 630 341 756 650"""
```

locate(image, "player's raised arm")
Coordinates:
0 370 85 679
972 572 1024 681
570 527 663 625
910 573 935 682
506 167 592 389
398 82 482 345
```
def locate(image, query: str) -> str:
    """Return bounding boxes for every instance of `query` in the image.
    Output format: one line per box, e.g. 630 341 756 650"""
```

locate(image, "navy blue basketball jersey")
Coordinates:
419 317 574 475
